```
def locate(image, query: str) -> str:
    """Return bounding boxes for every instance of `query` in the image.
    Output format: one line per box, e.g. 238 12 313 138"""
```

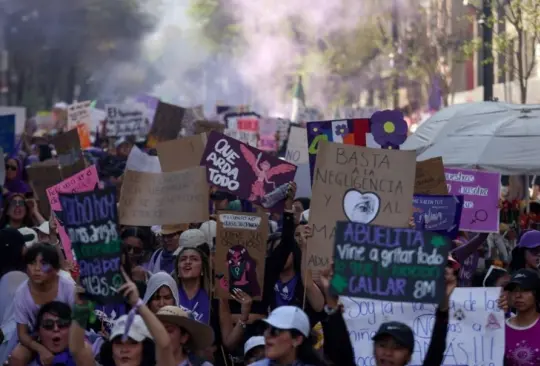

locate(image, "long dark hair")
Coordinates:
98 339 156 366
292 330 328 366
0 193 35 229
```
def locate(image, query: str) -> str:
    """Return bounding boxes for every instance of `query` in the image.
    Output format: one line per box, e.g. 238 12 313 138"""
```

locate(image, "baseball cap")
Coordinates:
244 336 265 356
35 221 50 235
0 228 32 250
17 228 38 247
518 230 540 249
372 321 414 352
262 306 310 337
199 220 216 249
504 268 540 292
179 229 207 248
300 209 310 223
110 315 152 342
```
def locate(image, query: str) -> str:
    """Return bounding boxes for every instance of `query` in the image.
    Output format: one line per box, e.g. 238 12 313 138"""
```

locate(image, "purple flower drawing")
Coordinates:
370 109 408 149
334 124 348 136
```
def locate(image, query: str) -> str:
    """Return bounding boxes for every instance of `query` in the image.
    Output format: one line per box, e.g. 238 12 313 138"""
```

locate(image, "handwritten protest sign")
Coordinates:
200 132 297 211
147 101 185 147
59 188 124 304
285 126 309 164
215 211 267 301
52 129 87 179
67 101 92 149
445 168 500 232
307 141 415 281
414 157 448 195
157 134 207 172
105 104 145 137
331 222 450 304
119 167 209 226
224 112 260 147
413 194 463 239
46 165 99 261
342 287 504 366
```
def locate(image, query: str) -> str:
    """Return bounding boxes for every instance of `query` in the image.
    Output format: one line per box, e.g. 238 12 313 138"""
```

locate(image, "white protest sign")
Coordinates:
342 287 504 366
285 126 308 164
67 101 92 129
126 146 161 173
105 104 144 137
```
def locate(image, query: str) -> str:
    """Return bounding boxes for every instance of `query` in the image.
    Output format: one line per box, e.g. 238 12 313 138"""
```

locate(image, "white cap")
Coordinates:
301 209 310 222
199 221 216 248
244 336 265 355
179 229 207 248
110 315 152 342
35 221 50 235
263 306 310 337
18 227 38 247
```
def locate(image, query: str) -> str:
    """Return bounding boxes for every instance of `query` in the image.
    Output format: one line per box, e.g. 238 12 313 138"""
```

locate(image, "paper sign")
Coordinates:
331 222 450 304
200 132 297 211
119 167 209 226
342 287 505 366
126 146 161 173
59 187 124 304
46 165 99 261
415 157 448 195
147 101 185 147
285 126 309 164
215 211 267 301
105 104 145 137
307 141 416 280
156 134 207 172
0 115 15 154
413 194 463 239
445 168 500 232
224 112 260 147
0 107 26 135
258 118 277 151
67 101 92 149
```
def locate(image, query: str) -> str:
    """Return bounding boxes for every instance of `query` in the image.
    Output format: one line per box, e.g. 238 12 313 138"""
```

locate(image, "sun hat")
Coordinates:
156 306 214 350
244 336 265 356
157 224 189 236
518 230 540 249
35 221 50 235
110 315 152 342
372 321 414 353
262 306 310 337
18 227 38 247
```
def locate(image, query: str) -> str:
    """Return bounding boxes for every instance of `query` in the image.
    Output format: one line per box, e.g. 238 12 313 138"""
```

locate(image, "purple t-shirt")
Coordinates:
505 316 540 366
14 275 75 332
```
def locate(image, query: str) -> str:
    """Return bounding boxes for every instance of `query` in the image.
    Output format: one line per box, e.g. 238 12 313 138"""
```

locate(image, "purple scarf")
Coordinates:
178 285 210 324
274 275 298 307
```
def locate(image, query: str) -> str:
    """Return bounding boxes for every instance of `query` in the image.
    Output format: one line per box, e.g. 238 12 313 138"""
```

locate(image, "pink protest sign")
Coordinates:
46 165 99 260
445 168 500 233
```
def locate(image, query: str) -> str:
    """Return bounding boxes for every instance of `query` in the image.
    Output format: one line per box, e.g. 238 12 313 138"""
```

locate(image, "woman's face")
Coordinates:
510 288 537 312
178 249 203 280
149 286 175 313
112 338 143 366
163 323 188 351
27 254 56 285
161 232 180 250
374 336 411 366
38 312 71 353
264 327 300 361
123 236 144 264
8 195 27 221
5 159 18 180
524 247 540 269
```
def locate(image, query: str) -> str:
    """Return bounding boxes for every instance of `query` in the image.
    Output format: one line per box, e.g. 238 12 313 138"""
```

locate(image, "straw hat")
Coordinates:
156 224 189 236
156 306 214 350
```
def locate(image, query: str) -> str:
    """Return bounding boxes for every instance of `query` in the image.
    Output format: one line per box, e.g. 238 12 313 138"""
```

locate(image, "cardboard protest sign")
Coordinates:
147 101 185 147
182 106 206 136
105 104 145 137
224 112 260 147
415 157 448 195
331 222 450 304
307 141 415 280
119 167 209 226
0 115 15 154
200 132 297 211
194 120 225 135
27 160 62 217
342 287 505 366
445 168 500 232
59 187 124 304
285 126 309 164
215 211 267 301
52 129 87 179
67 101 92 149
157 134 207 172
306 119 370 183
46 165 99 261
413 194 464 239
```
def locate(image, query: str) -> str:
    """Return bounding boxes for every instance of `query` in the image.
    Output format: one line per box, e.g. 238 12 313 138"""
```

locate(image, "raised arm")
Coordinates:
451 233 489 264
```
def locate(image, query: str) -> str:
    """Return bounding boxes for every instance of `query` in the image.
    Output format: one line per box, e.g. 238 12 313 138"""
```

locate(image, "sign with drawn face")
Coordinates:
331 222 450 304
444 168 500 232
306 141 416 281
200 132 297 211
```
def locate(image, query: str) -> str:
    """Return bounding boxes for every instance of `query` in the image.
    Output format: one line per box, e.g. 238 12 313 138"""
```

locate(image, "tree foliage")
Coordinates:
4 0 157 112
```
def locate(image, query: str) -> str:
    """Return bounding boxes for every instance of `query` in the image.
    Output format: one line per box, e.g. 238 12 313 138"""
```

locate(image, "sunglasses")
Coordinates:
264 326 288 338
10 200 25 207
5 164 17 171
41 318 71 330
126 245 143 255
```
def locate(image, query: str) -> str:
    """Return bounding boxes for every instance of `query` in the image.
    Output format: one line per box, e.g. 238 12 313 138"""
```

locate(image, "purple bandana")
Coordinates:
274 275 298 307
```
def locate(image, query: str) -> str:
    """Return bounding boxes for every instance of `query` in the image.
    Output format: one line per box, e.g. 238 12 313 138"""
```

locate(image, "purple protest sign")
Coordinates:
200 131 297 211
445 168 500 233
459 251 479 287
413 194 463 239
